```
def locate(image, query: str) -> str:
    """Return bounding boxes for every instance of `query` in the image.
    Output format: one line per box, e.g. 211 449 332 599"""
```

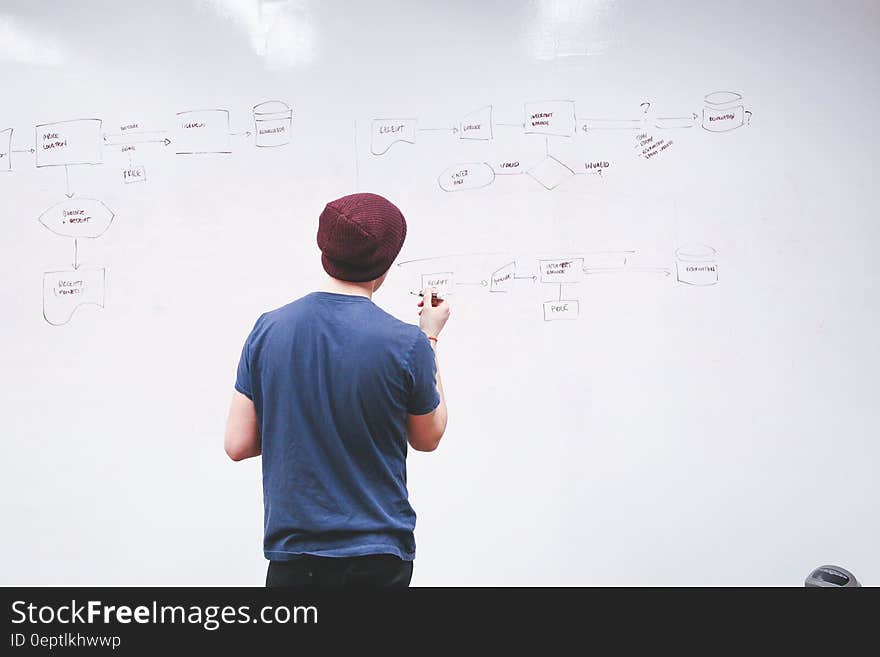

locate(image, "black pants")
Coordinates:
266 554 413 588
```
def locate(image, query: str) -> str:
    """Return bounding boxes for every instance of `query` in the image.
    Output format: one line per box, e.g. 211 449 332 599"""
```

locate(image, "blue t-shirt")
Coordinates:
235 292 440 562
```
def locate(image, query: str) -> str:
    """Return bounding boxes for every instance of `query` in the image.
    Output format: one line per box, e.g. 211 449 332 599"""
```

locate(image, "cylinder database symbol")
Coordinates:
702 91 751 132
253 100 292 147
676 244 718 286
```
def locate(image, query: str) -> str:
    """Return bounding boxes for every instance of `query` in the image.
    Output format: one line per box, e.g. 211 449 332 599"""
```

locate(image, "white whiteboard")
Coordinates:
1 0 878 585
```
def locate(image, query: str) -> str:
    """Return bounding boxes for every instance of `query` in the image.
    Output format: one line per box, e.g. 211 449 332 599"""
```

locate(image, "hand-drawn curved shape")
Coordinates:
176 109 231 154
702 91 748 132
0 128 11 172
371 118 417 155
35 119 103 167
527 155 574 190
437 162 495 192
459 106 493 141
524 100 576 137
675 244 718 286
490 262 516 292
43 268 106 326
253 100 292 147
39 198 115 239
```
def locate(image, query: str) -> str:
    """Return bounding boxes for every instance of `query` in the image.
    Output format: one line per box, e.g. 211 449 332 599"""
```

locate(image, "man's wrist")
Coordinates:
420 329 439 350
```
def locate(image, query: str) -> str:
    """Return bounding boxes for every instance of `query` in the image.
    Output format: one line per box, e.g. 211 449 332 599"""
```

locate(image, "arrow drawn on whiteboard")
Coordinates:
657 113 698 121
580 119 641 132
105 137 171 147
73 238 80 270
64 165 73 198
104 130 170 144
536 250 636 259
396 252 508 267
583 266 671 276
654 112 699 129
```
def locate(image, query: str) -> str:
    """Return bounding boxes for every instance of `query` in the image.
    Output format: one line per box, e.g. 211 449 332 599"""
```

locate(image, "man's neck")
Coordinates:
322 276 374 299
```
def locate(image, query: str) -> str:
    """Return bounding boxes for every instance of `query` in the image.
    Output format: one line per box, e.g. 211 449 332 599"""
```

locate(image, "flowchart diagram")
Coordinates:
375 91 735 317
370 91 752 191
2 101 293 325
5 91 730 326
399 245 719 321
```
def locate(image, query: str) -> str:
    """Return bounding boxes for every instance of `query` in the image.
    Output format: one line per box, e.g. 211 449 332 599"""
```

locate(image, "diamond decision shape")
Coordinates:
527 155 574 190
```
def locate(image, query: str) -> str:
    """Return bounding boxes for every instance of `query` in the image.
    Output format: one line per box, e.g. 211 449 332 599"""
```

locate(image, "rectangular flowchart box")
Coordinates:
543 300 579 321
175 109 231 155
524 101 576 137
35 119 103 167
421 272 454 296
538 258 584 283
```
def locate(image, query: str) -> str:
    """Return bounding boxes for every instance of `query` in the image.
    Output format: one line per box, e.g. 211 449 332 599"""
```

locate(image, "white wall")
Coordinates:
1 0 877 585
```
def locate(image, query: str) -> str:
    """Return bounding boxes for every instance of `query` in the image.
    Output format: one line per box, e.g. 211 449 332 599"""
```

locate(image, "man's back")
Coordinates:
235 291 439 561
226 192 451 587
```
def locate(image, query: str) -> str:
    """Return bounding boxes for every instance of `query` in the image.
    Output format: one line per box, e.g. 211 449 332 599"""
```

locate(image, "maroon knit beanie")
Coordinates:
317 193 407 282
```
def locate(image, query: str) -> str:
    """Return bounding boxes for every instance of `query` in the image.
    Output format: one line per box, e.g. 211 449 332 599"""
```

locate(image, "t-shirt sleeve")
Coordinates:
405 332 440 415
234 326 256 400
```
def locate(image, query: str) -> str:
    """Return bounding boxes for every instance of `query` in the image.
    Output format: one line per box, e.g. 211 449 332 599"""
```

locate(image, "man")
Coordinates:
224 192 450 588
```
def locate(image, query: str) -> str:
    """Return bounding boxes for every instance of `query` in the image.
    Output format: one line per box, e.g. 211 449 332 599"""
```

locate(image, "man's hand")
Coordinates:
418 287 451 338
409 287 449 452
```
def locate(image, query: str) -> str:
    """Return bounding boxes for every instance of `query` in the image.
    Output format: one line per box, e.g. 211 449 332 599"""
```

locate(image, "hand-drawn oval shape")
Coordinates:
704 91 742 106
675 244 717 262
39 198 115 239
437 162 495 192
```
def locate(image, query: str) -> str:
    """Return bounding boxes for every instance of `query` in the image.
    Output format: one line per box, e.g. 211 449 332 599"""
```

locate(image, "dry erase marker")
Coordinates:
413 291 443 307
